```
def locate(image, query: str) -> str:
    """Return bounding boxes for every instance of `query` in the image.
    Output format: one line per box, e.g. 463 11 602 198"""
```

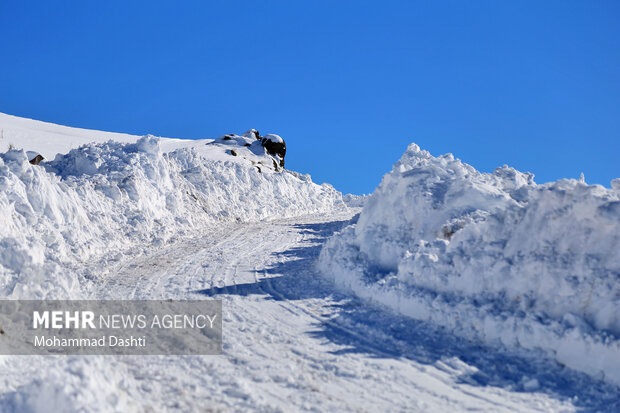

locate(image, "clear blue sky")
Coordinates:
1 1 618 194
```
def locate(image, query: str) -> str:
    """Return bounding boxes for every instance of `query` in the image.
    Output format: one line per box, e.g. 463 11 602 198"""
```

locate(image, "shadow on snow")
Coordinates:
194 218 620 412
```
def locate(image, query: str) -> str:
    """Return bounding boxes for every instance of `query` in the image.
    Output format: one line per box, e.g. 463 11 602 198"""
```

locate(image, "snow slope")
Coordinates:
0 112 139 159
0 112 291 172
0 113 344 299
319 143 620 386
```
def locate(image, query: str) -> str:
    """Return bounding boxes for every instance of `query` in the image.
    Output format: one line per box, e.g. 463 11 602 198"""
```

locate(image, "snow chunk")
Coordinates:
262 134 284 144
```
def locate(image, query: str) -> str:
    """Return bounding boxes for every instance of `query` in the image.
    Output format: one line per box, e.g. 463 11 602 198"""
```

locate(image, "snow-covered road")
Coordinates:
2 211 618 412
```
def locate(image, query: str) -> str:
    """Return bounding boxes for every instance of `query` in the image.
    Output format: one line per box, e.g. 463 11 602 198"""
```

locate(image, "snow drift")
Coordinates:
0 136 343 299
319 143 620 385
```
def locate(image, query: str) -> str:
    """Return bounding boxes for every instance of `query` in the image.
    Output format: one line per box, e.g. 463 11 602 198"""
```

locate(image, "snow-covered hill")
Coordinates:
319 142 620 386
0 113 344 299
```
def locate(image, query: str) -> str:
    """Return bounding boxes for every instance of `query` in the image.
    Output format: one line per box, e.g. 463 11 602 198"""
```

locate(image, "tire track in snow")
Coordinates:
86 211 596 412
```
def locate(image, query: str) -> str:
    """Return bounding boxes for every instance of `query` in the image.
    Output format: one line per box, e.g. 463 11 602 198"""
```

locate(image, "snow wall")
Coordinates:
319 142 620 386
0 136 344 299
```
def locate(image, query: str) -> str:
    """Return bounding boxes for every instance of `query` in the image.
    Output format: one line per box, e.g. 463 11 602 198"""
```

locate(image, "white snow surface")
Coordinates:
1 114 618 411
262 133 284 143
319 143 620 386
0 113 343 299
0 112 290 172
3 212 612 413
0 112 139 159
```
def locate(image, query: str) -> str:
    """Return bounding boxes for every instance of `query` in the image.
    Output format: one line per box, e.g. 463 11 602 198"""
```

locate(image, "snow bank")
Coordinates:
2 357 141 413
342 193 369 208
319 143 620 386
0 136 343 299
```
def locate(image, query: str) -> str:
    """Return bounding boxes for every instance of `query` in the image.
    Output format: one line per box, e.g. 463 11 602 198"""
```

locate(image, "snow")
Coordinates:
319 142 620 386
4 357 141 413
1 113 619 411
342 193 369 208
0 112 286 173
3 212 612 412
262 133 284 144
0 112 139 160
0 114 344 300
207 132 284 170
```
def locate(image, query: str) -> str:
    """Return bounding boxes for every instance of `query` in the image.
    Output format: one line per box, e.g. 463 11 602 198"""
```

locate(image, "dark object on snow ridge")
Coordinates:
261 135 286 168
230 129 287 169
29 154 44 165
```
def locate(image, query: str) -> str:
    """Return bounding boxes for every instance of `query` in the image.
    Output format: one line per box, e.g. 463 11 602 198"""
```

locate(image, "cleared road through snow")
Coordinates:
2 211 617 411
91 211 616 411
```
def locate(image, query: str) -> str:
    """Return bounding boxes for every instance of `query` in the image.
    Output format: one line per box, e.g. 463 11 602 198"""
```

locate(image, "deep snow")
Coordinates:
0 114 344 300
1 113 619 411
5 212 617 412
319 142 620 386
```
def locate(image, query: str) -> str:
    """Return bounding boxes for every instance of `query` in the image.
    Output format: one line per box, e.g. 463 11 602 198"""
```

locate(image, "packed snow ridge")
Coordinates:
0 114 345 299
319 142 620 386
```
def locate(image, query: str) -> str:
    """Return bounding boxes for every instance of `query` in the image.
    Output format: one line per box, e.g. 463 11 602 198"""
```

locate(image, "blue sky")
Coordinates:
0 1 618 194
